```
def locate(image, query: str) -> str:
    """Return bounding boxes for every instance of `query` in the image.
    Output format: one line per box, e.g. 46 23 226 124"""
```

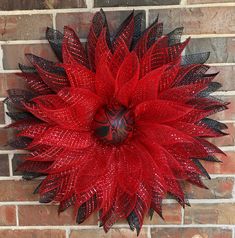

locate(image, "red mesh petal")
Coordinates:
141 37 190 76
131 65 168 106
135 100 192 124
112 11 135 51
63 26 88 67
87 10 107 71
95 57 115 103
134 20 163 58
116 52 140 106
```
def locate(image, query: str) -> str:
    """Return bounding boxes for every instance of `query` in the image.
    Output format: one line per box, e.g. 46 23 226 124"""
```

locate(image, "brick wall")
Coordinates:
0 0 234 237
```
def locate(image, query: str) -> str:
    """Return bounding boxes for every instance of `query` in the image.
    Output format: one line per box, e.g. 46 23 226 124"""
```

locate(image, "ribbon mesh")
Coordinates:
5 9 228 235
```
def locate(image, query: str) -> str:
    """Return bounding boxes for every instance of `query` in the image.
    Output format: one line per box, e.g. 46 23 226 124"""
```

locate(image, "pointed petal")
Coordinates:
26 54 69 92
116 52 140 106
87 10 107 71
63 26 88 67
135 100 192 124
131 65 168 106
31 126 94 149
95 57 115 103
141 37 190 76
112 11 135 50
46 27 63 61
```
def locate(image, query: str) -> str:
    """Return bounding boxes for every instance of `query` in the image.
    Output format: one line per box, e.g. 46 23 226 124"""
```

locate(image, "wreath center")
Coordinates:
93 103 135 145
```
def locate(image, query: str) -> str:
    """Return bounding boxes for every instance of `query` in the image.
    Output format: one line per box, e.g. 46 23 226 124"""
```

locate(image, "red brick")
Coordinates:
144 203 181 225
0 73 27 97
2 43 57 70
188 0 234 3
0 180 39 201
0 128 15 150
0 205 16 225
94 0 180 7
18 205 97 226
0 154 9 176
56 11 145 39
186 37 235 64
207 123 234 147
183 177 234 199
202 152 235 174
149 7 235 34
0 0 86 10
43 0 86 8
184 203 235 224
151 227 232 238
209 66 235 91
12 154 27 176
0 229 66 238
70 228 148 238
210 96 235 121
0 101 5 124
0 15 52 41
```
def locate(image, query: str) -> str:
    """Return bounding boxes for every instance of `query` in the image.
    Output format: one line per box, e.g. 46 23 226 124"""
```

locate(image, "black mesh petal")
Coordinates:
8 136 32 149
112 10 134 46
181 52 210 65
19 64 37 73
6 111 33 121
197 82 222 98
76 195 97 224
46 27 63 62
127 211 141 235
26 54 65 75
167 27 184 46
192 159 211 179
130 12 144 50
23 172 45 181
39 188 57 203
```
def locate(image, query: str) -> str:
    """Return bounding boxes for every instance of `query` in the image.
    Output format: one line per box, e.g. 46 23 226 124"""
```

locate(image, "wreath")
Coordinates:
5 9 228 235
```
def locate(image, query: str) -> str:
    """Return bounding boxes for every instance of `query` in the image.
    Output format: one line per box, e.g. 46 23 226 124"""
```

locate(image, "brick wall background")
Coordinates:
0 0 234 237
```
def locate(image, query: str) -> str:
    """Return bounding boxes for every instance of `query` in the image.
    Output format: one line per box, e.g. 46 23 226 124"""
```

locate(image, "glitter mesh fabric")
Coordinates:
5 9 228 235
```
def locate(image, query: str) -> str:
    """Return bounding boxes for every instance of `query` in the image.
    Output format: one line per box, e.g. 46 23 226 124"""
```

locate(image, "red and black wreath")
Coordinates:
5 10 228 235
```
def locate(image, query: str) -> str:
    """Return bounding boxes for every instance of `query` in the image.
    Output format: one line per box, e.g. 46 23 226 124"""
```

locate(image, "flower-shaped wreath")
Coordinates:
5 10 228 235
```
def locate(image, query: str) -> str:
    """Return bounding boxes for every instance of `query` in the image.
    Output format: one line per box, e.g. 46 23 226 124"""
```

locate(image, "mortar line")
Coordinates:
15 205 19 226
219 146 235 151
145 9 149 28
220 120 235 123
185 34 235 38
8 153 13 177
3 100 11 124
207 63 235 66
0 224 233 229
86 0 94 10
0 45 3 71
0 150 27 154
0 34 234 46
0 38 86 45
0 198 235 206
65 227 70 238
52 12 56 29
0 40 49 45
147 226 151 238
0 3 234 15
210 174 235 179
212 91 235 96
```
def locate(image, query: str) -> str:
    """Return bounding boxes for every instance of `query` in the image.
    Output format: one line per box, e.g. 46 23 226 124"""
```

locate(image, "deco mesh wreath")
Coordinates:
5 10 228 235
